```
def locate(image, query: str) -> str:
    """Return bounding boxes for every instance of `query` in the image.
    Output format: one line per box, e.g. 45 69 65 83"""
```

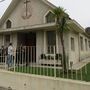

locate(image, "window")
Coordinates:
80 36 83 51
45 11 55 23
6 20 12 28
47 31 56 53
71 37 75 51
85 39 87 51
89 41 90 48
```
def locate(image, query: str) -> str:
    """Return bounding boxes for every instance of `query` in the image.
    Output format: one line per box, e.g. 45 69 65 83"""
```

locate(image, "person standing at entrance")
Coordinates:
7 43 14 68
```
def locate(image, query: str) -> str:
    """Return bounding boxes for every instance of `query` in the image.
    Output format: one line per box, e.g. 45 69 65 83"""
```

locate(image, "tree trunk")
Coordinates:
60 29 67 72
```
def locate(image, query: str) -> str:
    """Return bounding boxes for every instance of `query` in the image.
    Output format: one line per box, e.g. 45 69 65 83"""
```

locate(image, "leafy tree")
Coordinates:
53 7 69 72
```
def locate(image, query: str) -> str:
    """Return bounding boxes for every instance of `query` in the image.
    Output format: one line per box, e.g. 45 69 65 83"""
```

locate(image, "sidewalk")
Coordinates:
72 58 90 70
0 87 12 90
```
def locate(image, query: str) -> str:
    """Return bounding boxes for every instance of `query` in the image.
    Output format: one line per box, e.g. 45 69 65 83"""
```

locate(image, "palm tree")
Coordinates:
53 7 69 72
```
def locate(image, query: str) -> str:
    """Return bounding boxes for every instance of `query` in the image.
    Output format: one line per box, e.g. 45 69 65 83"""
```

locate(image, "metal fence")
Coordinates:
0 46 89 82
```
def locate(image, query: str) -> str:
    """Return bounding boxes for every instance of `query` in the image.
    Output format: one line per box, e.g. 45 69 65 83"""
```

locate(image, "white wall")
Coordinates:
68 31 79 64
11 33 17 48
68 31 90 65
1 0 52 29
0 70 90 90
36 31 44 62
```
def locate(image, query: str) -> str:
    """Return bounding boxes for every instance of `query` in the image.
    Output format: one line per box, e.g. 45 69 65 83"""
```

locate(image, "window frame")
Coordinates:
88 40 90 48
6 20 12 29
46 31 56 54
71 37 75 51
85 38 88 51
44 10 55 23
80 36 84 51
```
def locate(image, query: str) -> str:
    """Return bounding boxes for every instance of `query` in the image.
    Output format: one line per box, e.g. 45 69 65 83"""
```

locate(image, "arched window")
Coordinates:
45 11 55 23
6 20 12 28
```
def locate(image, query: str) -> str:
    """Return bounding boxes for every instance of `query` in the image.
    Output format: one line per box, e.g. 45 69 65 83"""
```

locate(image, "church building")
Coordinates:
0 0 90 66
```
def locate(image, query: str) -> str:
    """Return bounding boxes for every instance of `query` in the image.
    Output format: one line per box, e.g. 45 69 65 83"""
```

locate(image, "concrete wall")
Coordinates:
0 70 90 90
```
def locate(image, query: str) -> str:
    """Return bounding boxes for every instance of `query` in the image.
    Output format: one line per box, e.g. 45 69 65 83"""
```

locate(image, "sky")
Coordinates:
0 0 90 28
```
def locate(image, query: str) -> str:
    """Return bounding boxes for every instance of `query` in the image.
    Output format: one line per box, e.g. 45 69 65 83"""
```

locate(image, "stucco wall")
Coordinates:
0 70 90 90
11 33 17 48
68 31 79 64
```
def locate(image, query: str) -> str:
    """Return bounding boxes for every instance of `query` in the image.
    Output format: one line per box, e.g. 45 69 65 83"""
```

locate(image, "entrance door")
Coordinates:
25 32 36 63
18 32 36 64
25 32 36 46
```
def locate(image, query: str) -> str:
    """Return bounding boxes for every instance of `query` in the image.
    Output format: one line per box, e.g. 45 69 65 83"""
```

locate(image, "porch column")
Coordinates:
44 31 46 54
10 34 13 43
2 34 4 45
56 30 59 53
78 33 81 61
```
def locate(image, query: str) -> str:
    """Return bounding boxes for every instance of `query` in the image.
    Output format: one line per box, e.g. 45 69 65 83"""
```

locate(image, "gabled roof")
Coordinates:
0 0 56 26
0 0 87 35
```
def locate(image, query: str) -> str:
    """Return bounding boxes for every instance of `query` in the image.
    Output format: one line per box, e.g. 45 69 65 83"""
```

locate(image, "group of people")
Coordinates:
0 43 32 68
0 43 14 68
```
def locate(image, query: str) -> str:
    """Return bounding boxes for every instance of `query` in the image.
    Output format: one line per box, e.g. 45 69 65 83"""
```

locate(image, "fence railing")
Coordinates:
0 46 89 82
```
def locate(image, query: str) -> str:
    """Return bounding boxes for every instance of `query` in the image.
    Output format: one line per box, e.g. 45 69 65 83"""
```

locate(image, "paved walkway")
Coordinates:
72 58 90 70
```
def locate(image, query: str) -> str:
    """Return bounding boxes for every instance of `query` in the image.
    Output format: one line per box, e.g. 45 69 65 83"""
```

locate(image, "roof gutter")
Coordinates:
0 23 56 33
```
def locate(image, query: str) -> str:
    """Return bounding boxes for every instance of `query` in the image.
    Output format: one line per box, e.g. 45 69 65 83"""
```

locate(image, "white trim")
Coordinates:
43 10 55 23
70 36 75 52
72 20 85 32
42 0 56 9
0 23 56 33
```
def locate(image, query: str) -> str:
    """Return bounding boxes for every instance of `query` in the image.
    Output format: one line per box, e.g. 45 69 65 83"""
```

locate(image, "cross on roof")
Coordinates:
24 0 31 17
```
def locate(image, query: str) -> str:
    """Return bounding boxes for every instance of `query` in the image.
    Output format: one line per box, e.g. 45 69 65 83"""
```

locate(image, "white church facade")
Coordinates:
0 0 90 66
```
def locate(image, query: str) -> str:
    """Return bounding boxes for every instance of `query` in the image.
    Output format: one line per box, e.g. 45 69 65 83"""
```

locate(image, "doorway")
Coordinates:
17 32 36 63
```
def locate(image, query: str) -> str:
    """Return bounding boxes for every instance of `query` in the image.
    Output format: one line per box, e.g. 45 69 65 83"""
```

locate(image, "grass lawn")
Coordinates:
11 63 90 82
